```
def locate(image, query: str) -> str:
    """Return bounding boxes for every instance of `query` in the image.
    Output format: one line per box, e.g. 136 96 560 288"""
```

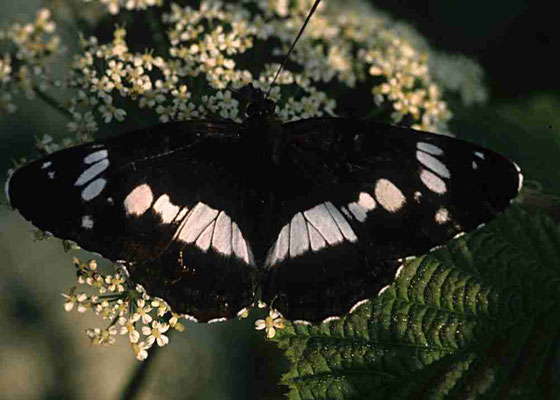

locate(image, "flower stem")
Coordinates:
119 343 161 400
145 8 168 57
33 86 73 119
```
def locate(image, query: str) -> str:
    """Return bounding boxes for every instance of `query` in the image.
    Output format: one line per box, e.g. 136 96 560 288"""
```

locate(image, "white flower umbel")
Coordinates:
60 257 192 361
0 9 60 113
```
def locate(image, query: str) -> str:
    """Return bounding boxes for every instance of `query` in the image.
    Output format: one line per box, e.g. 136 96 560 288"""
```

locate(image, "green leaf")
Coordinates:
271 206 560 399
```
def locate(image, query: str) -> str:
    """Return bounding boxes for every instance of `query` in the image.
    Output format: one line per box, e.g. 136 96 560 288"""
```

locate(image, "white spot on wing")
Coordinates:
176 208 188 221
232 222 250 264
48 171 55 180
81 178 107 201
474 151 485 160
374 179 406 213
324 202 357 242
124 184 153 216
417 142 444 156
308 222 327 251
435 208 450 224
268 224 290 265
348 202 367 222
74 159 109 186
472 161 478 170
196 221 215 251
153 194 180 223
81 215 94 229
41 161 52 169
358 192 376 210
289 212 309 257
416 151 450 178
267 202 358 267
303 203 343 245
212 211 232 255
420 169 447 194
84 150 108 164
414 191 422 202
176 203 219 243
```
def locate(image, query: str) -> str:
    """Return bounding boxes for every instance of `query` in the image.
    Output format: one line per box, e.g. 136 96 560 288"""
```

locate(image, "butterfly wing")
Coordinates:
261 118 522 322
8 120 258 322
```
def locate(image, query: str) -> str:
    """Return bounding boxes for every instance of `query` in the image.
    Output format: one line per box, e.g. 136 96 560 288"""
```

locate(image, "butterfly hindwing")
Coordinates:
8 112 522 323
8 120 259 322
261 118 522 322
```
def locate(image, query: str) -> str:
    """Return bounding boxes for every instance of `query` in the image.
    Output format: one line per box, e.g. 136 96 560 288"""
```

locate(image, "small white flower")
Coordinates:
106 60 126 83
255 310 285 339
133 298 153 324
151 299 169 317
169 313 185 332
105 273 126 292
142 321 170 347
119 316 140 343
86 274 107 294
132 340 151 361
98 97 126 123
67 111 98 135
61 288 88 312
86 326 118 345
96 299 116 320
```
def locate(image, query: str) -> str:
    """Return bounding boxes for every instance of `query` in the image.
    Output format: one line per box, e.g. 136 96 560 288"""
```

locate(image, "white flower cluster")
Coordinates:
1 0 479 135
429 53 488 107
87 0 163 16
63 257 188 361
0 9 60 114
63 257 282 357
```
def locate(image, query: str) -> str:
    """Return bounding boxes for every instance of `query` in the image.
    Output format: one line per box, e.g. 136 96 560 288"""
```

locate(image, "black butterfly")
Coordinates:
6 86 522 323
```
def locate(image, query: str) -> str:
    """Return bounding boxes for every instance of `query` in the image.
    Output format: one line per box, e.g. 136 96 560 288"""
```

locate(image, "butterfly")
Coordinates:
5 85 523 324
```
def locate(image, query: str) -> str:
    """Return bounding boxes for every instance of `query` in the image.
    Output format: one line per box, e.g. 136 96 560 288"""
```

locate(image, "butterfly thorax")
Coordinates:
239 86 284 166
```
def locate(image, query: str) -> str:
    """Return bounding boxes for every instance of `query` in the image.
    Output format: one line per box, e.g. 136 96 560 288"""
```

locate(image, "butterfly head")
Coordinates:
246 98 276 118
237 84 276 119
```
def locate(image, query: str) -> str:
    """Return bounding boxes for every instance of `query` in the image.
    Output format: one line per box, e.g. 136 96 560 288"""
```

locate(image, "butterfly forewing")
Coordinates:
8 120 259 322
260 118 522 322
8 109 522 324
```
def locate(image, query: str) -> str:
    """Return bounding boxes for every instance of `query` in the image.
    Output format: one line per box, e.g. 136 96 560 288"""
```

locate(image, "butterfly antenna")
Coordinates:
265 0 323 99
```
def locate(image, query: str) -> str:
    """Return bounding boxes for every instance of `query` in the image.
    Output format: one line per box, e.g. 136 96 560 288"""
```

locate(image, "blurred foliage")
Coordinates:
451 93 560 197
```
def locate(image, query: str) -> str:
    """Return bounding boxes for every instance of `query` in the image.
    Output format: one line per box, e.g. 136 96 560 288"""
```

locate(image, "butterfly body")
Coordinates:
7 88 522 323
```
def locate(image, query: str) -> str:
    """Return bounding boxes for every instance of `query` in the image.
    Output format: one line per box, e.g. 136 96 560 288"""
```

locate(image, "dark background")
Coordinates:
374 0 560 197
0 1 557 399
375 0 557 97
